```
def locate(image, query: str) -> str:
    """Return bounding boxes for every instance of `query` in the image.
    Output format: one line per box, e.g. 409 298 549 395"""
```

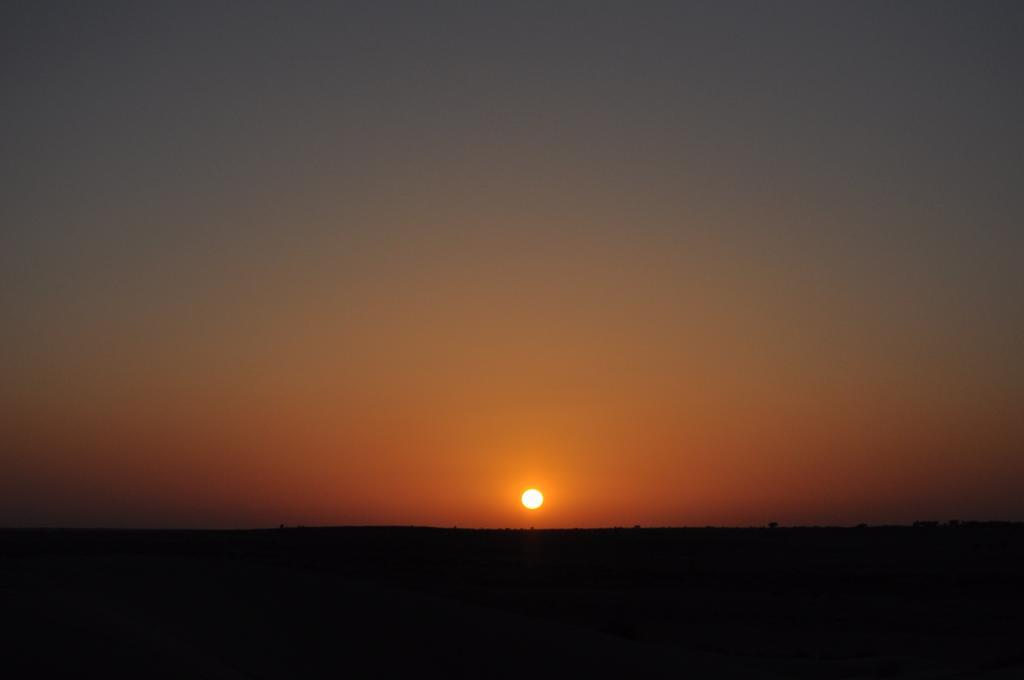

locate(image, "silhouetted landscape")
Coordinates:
4 524 1023 678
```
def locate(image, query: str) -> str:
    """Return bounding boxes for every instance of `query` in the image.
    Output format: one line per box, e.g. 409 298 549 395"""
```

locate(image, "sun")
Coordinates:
521 488 544 510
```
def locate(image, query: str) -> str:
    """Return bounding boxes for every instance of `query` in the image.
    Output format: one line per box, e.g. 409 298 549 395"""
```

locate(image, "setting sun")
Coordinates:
521 488 544 510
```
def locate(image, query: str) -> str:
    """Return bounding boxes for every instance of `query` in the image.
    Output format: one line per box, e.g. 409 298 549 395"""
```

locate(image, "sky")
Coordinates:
2 1 1023 528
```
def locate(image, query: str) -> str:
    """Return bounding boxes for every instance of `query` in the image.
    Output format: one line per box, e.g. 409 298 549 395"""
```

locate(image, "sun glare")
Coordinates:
521 488 544 510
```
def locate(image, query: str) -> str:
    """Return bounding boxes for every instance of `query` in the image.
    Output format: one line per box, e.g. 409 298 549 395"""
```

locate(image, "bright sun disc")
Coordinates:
521 488 544 510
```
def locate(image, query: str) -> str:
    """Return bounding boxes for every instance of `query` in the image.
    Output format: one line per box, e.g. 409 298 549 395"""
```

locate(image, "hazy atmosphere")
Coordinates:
3 1 1023 528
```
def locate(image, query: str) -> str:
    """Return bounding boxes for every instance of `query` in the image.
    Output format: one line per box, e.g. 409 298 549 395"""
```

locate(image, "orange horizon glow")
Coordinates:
3 4 1023 530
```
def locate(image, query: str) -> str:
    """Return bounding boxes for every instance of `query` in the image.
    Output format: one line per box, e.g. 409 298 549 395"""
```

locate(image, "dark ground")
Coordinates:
2 525 1022 678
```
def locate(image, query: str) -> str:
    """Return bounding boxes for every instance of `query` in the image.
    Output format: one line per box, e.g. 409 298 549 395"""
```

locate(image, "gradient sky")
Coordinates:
2 1 1023 528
